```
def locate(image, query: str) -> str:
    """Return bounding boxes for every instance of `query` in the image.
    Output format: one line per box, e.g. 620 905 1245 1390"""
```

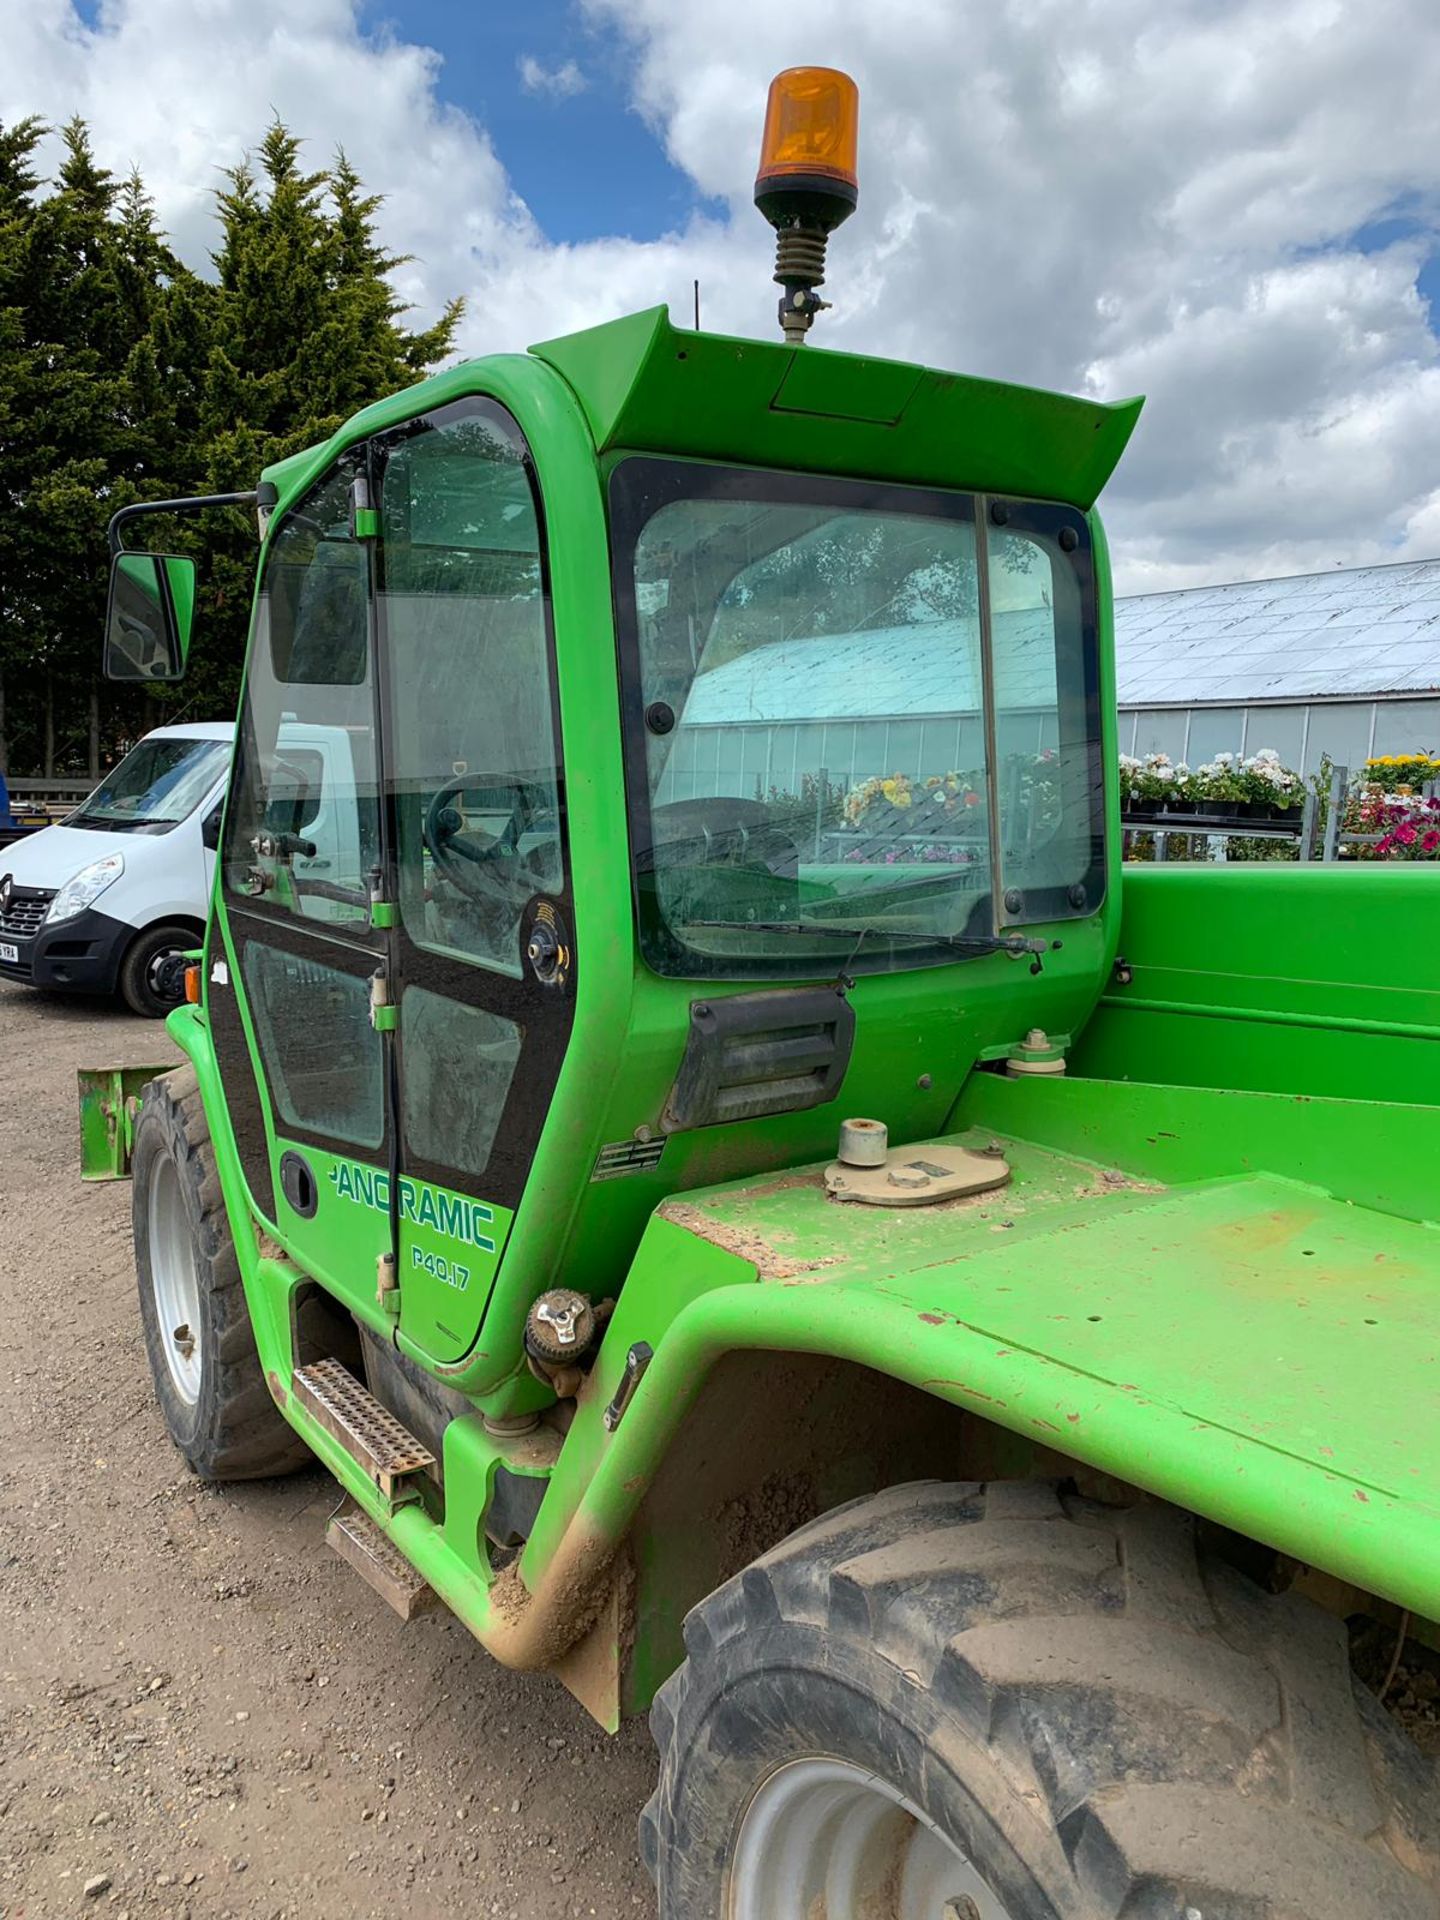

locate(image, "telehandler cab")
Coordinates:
89 65 1440 1918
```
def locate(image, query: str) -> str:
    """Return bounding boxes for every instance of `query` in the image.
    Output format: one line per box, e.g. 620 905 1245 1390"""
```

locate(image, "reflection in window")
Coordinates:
401 988 520 1180
988 529 1102 909
379 404 562 978
242 944 383 1150
627 481 994 973
222 455 379 928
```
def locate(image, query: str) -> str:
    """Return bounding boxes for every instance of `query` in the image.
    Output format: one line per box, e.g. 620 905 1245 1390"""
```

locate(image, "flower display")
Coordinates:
1363 754 1440 793
843 770 983 829
1347 787 1440 861
1122 748 1303 813
1120 752 1189 805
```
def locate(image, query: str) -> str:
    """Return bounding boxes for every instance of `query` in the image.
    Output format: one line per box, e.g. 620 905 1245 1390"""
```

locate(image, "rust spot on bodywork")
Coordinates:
920 1379 1006 1408
918 1312 947 1326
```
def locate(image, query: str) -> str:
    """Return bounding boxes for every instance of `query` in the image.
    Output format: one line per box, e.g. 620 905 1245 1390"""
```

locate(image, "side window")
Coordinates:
988 519 1103 916
241 943 385 1149
377 400 562 976
223 454 379 928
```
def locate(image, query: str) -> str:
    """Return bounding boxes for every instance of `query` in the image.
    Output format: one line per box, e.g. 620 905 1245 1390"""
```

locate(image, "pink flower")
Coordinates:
1423 831 1440 853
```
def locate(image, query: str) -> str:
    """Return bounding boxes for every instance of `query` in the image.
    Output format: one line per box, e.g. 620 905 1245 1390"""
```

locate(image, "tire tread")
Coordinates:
134 1066 313 1480
645 1479 1440 1917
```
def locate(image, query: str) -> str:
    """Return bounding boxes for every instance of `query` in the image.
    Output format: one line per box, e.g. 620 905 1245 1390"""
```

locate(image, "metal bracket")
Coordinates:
107 490 259 557
77 1066 172 1180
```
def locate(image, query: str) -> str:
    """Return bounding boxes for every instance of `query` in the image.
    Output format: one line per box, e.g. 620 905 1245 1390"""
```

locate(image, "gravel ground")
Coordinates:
0 984 658 1919
7 980 1437 1920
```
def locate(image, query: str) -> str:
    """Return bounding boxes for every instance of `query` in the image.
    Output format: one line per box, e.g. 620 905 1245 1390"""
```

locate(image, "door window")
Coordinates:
400 988 520 1181
241 942 385 1149
377 401 564 977
223 453 379 929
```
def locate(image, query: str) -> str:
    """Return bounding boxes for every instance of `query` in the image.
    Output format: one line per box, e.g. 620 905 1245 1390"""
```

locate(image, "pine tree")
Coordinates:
0 117 48 768
0 116 461 770
189 121 462 719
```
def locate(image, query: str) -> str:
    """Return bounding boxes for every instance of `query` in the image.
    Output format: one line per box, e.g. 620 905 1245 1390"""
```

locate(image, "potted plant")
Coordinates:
1240 749 1304 821
1120 752 1183 817
1191 754 1247 815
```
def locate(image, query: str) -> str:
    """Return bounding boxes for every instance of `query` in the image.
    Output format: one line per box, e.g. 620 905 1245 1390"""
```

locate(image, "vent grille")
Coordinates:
0 887 55 939
592 1136 667 1181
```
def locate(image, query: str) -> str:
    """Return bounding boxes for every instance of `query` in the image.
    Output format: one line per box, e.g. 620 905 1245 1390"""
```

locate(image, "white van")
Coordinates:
0 722 234 1017
0 718 369 1017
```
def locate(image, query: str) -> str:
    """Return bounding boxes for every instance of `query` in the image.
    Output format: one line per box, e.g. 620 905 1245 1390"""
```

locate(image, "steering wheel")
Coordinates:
423 776 541 900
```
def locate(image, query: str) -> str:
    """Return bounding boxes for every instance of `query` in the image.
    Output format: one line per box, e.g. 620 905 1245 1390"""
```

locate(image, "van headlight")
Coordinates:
46 853 125 925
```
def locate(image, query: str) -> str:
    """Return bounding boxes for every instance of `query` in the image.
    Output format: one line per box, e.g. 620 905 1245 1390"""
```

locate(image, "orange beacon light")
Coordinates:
753 67 860 344
755 66 859 195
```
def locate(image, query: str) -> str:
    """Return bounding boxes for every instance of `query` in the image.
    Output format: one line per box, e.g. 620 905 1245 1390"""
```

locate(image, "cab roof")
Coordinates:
261 305 1142 520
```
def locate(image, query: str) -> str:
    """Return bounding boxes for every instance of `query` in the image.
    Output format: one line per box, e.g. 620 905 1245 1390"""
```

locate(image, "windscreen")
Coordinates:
610 460 1102 978
70 735 229 835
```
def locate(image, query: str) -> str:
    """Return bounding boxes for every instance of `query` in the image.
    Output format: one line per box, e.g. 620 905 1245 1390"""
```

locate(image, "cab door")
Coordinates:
373 397 576 1365
210 447 394 1324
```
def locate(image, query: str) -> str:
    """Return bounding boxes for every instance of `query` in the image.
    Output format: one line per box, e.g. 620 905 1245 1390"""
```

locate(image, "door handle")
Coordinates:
279 1150 318 1219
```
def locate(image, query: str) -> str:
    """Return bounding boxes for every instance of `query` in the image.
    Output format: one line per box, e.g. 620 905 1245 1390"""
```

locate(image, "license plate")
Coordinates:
0 943 17 964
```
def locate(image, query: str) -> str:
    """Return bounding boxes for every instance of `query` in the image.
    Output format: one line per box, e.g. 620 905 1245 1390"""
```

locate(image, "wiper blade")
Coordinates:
71 813 173 831
687 919 1061 970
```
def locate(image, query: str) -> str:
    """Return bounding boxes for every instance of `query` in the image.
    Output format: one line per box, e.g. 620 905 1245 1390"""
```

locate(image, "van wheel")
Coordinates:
119 921 195 1018
133 1066 312 1479
642 1479 1440 1919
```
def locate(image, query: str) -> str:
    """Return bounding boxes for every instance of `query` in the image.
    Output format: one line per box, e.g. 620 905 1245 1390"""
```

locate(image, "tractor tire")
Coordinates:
133 1065 312 1480
118 920 195 1018
642 1478 1440 1920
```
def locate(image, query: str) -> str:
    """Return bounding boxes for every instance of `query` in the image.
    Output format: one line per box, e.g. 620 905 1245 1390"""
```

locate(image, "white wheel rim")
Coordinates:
148 1152 203 1405
728 1756 1015 1920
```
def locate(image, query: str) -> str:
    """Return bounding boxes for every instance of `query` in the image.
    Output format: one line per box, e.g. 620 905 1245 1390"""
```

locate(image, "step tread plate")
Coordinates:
327 1504 438 1622
293 1357 435 1497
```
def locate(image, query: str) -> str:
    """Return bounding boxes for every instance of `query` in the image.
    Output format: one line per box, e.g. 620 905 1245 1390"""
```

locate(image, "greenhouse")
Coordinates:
1115 556 1440 776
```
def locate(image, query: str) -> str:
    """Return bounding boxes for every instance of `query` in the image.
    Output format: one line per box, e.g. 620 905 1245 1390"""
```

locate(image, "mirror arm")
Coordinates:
107 490 260 557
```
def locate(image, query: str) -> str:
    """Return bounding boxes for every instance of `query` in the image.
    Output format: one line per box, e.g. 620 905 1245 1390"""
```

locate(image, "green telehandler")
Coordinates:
85 64 1440 1918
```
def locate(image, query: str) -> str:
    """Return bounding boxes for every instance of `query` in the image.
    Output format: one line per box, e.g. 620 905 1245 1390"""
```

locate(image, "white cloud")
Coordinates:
5 0 1440 591
517 54 588 100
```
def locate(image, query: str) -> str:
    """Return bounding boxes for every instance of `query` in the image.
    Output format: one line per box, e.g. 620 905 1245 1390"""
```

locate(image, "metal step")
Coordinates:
292 1357 435 1500
327 1503 437 1622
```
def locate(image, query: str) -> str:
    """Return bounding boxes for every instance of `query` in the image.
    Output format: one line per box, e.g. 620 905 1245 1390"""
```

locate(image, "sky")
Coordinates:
7 0 1440 594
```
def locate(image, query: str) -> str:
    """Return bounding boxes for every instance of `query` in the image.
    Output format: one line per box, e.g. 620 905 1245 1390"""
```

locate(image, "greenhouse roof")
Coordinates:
1114 556 1440 705
681 608 1056 725
676 558 1440 727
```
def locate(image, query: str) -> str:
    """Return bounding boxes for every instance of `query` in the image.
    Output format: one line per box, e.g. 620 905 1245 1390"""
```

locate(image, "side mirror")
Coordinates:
104 552 196 682
200 803 223 851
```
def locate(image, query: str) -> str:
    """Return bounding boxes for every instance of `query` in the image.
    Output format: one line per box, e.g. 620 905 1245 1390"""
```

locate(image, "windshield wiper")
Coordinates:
687 920 1062 973
71 813 175 832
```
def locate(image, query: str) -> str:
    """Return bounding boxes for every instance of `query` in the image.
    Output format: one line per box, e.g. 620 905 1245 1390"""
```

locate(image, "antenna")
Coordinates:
694 279 700 330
